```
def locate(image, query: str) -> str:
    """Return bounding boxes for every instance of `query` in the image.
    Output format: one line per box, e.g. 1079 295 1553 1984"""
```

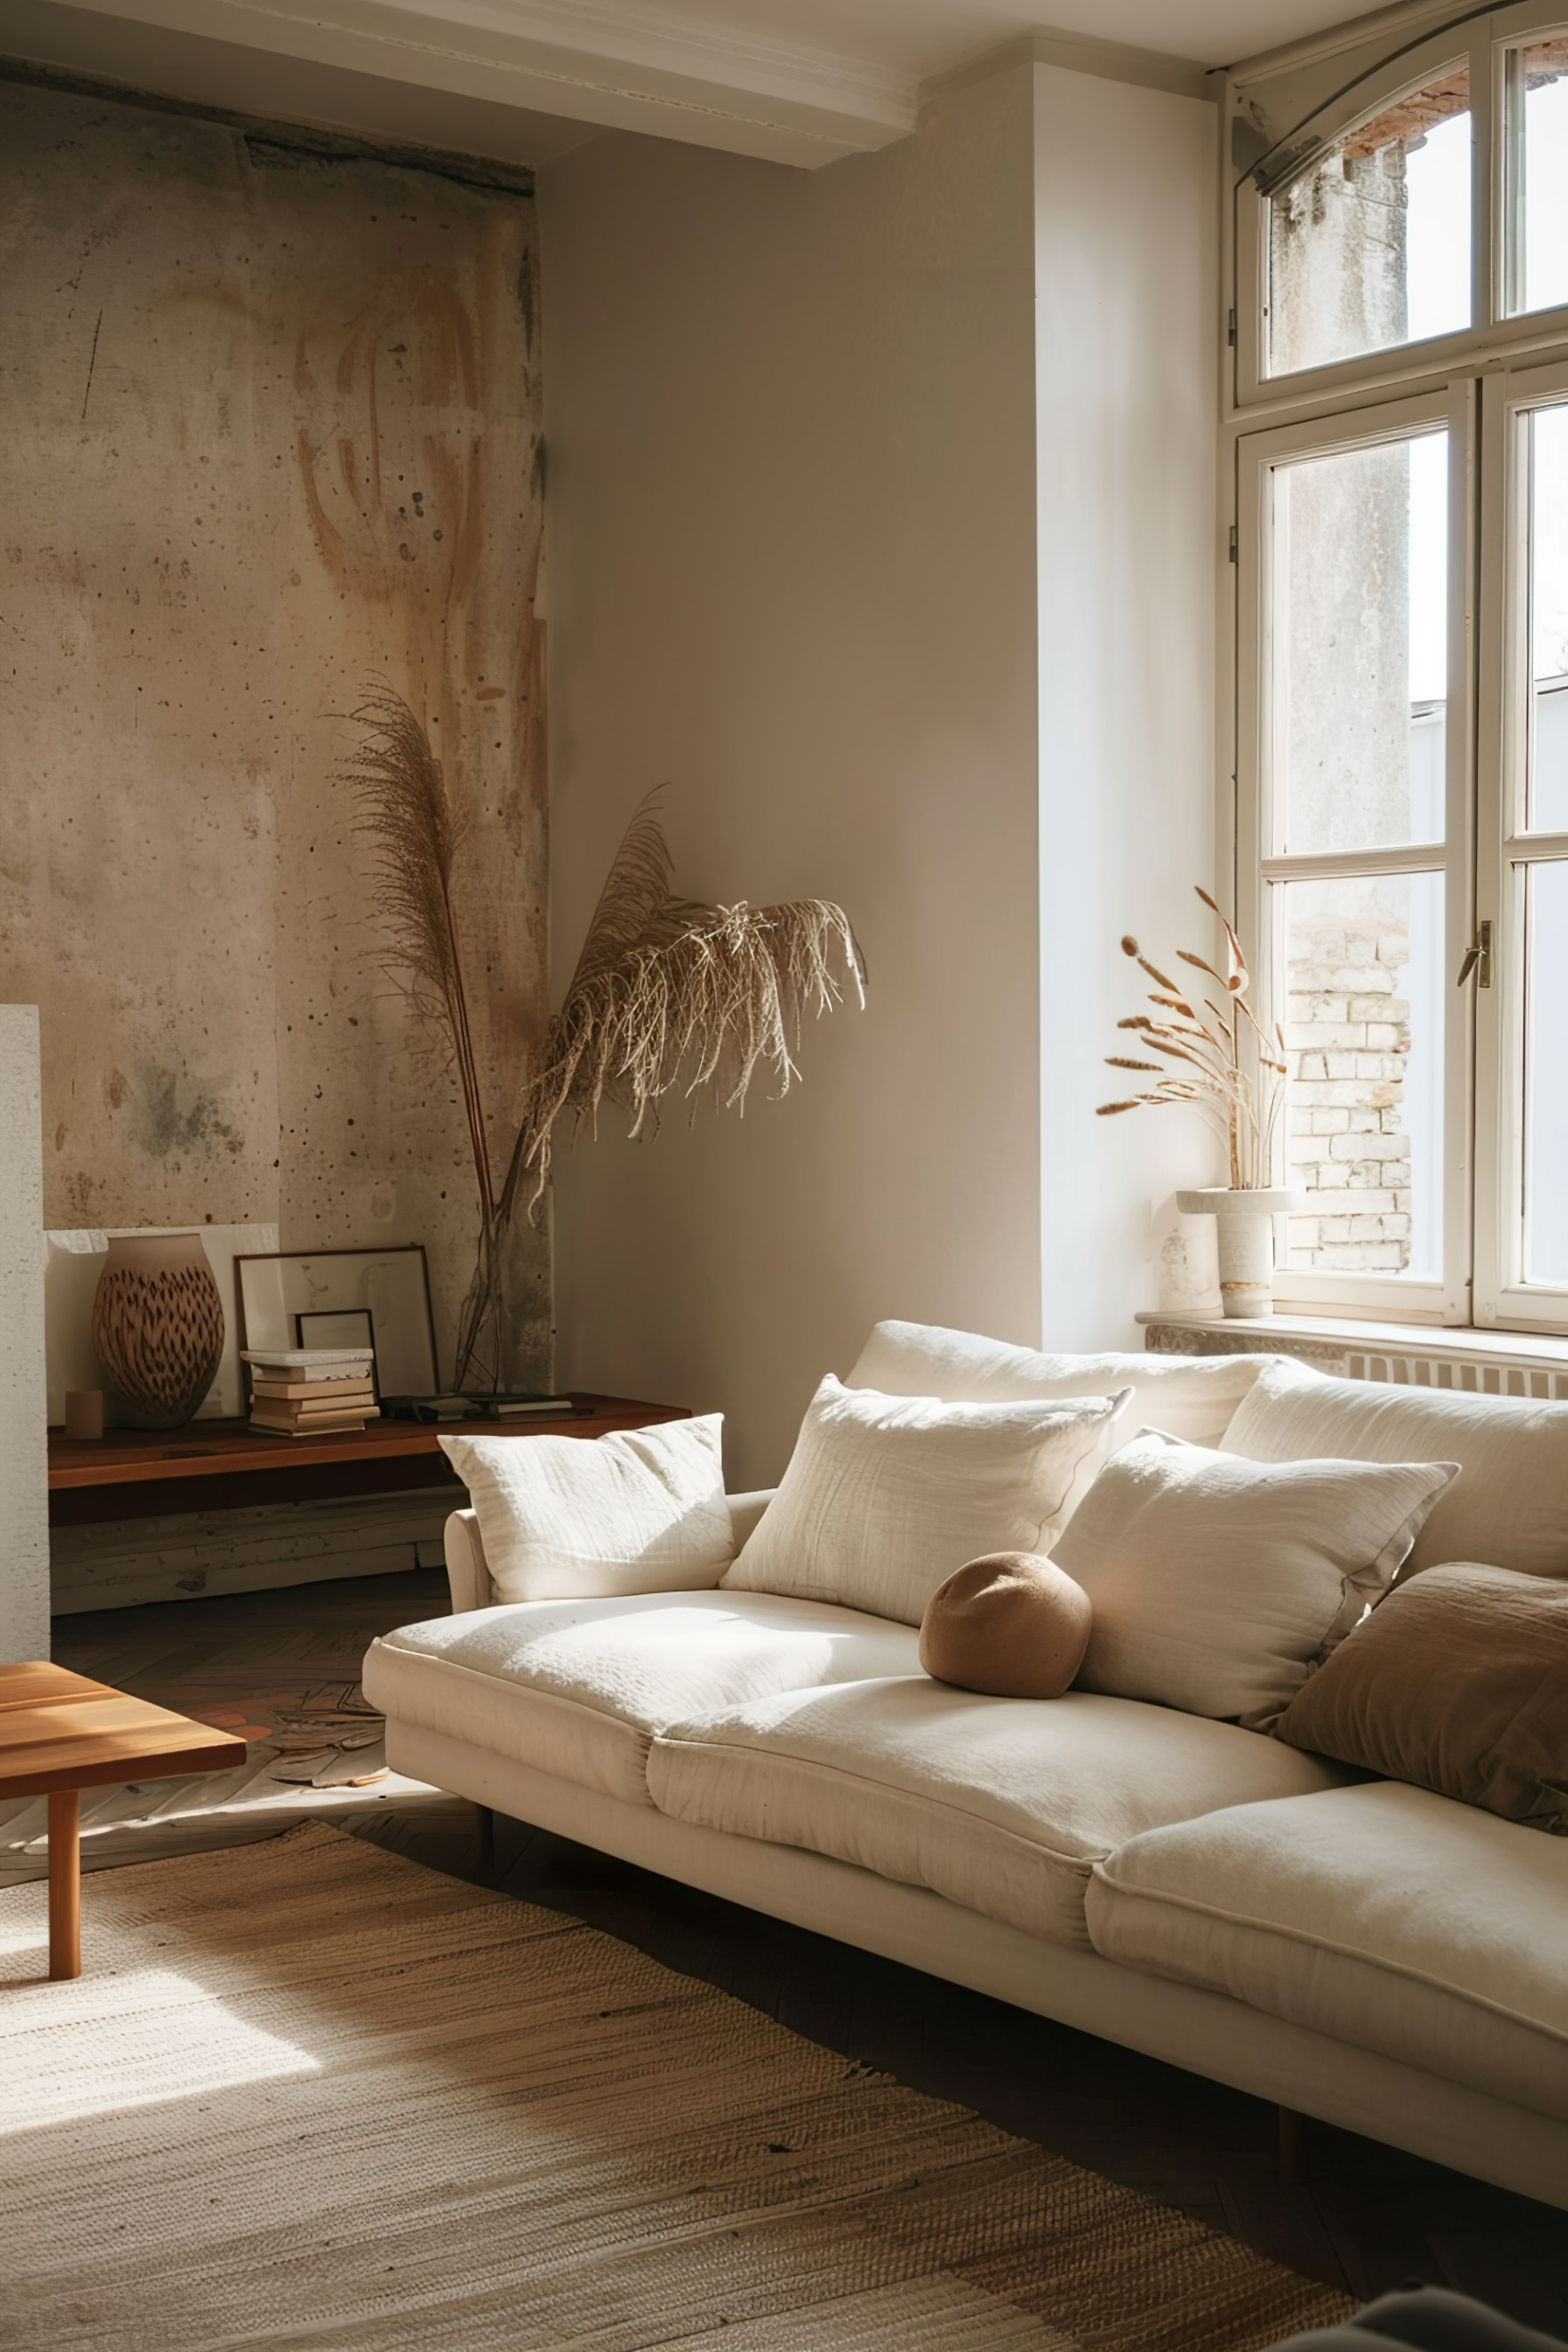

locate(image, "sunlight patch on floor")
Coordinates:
0 1964 322 2127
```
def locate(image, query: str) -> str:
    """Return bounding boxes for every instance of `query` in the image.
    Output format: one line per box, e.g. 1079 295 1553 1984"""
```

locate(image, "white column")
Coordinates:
0 1007 49 1659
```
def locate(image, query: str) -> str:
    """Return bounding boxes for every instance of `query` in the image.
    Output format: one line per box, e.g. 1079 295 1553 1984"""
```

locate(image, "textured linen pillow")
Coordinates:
1273 1561 1568 1834
919 1553 1093 1699
439 1416 734 1603
723 1376 1131 1627
847 1319 1264 1449
1222 1353 1568 1578
1052 1429 1460 1725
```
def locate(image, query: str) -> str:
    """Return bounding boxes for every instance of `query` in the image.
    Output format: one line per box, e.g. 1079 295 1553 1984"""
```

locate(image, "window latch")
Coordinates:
1456 919 1493 990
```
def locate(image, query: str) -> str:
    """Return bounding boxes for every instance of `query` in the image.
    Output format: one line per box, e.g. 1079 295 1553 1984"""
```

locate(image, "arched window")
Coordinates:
1267 64 1472 377
1228 7 1568 1331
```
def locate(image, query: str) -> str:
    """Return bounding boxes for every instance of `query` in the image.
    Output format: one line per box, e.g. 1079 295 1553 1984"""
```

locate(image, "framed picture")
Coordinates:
236 1246 438 1397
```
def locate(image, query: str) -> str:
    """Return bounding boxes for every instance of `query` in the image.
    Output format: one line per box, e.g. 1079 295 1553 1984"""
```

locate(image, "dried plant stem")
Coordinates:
506 894 864 1216
1099 888 1284 1190
344 687 495 1227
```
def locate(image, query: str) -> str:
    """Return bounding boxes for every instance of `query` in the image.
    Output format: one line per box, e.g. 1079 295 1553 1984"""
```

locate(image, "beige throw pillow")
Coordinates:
1273 1561 1568 1834
1052 1429 1460 1725
440 1416 734 1603
724 1376 1130 1627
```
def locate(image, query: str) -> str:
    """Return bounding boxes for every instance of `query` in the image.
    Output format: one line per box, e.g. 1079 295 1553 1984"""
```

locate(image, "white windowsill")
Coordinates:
1136 1308 1568 1373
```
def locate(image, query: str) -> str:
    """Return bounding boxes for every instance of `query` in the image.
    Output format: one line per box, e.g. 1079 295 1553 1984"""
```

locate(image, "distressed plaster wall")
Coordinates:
0 1008 49 1658
0 80 549 1384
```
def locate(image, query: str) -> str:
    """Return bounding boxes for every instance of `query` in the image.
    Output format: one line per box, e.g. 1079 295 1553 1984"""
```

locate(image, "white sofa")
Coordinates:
363 1326 1568 2212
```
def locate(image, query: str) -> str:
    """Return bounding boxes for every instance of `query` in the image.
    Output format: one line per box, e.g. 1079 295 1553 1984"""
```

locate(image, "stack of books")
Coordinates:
242 1349 378 1438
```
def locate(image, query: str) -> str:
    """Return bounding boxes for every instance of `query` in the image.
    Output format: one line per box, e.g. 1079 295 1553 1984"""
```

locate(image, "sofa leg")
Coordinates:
1278 2106 1308 2185
476 1804 496 1882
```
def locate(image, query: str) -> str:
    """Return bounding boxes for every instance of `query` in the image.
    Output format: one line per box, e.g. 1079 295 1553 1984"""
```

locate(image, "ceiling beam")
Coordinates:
0 0 918 167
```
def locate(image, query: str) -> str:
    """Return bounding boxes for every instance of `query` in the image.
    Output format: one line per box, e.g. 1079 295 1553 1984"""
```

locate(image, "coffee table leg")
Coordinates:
48 1789 81 1980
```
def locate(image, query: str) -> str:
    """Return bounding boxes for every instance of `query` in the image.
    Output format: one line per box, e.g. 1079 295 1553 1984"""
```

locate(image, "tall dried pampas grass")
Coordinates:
345 691 864 1390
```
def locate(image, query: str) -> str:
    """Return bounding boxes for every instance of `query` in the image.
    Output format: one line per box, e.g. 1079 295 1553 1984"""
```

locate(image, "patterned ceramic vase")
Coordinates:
91 1231 225 1429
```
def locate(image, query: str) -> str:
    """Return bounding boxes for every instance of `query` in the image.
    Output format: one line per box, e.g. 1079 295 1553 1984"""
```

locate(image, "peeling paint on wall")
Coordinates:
0 81 549 1383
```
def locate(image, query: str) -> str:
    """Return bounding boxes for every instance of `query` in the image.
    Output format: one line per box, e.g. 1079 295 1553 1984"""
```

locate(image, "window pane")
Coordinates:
1510 38 1568 317
1267 68 1470 377
1528 401 1568 831
1523 862 1568 1283
1271 432 1447 854
1280 872 1444 1280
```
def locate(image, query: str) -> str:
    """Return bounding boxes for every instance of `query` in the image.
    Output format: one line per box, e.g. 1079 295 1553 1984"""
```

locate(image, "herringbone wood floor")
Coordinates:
36 1568 1568 2336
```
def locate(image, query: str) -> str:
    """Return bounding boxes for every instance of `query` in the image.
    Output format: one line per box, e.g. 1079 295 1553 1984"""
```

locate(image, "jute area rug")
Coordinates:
1 1823 1350 2352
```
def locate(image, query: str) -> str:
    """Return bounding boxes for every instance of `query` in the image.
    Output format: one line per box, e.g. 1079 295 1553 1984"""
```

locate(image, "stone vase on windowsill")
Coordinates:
1176 1187 1306 1319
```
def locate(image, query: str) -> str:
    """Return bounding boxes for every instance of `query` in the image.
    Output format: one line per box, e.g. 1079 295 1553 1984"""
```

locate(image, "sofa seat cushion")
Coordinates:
646 1680 1351 1948
363 1593 921 1808
1085 1781 1568 2120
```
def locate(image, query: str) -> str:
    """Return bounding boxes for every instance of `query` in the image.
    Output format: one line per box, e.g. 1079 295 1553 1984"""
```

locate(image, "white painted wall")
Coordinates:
540 68 1042 1488
1034 63 1223 1341
0 1009 51 1659
540 57 1219 1487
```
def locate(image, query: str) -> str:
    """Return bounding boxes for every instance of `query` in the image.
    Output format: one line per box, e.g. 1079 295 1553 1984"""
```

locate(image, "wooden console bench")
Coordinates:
47 1396 689 1526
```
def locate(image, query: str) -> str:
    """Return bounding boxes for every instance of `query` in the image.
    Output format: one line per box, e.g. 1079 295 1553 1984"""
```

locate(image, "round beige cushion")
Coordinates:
919 1552 1093 1700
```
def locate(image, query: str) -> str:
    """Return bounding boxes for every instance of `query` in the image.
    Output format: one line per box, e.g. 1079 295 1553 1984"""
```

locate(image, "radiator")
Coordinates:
1143 1317 1568 1401
1342 1347 1568 1401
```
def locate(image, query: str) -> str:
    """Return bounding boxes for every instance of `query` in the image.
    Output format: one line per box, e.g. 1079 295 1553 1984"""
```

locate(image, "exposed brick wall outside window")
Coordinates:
1285 914 1413 1272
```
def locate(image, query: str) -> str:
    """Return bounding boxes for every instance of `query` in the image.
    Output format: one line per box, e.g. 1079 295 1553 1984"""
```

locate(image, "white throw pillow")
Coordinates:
1222 1353 1568 1579
724 1375 1131 1627
846 1320 1265 1450
439 1416 734 1603
1053 1429 1460 1726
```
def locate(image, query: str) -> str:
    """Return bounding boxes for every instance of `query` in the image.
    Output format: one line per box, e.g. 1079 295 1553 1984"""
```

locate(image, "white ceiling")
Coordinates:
0 0 1373 168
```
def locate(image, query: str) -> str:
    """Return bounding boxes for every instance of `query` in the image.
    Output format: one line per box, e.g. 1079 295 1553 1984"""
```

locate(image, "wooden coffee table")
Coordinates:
0 1662 247 1980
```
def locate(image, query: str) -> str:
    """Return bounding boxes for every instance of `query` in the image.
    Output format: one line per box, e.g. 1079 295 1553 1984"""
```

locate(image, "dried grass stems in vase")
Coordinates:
344 687 865 1393
1098 886 1287 1191
1099 889 1300 1317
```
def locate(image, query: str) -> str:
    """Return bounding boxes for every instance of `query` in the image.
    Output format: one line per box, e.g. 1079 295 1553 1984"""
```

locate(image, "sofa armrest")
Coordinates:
444 1489 777 1614
728 1489 775 1549
444 1509 494 1613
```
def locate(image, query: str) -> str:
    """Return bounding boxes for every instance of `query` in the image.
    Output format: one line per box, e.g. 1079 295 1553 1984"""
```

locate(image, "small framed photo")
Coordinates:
236 1246 438 1397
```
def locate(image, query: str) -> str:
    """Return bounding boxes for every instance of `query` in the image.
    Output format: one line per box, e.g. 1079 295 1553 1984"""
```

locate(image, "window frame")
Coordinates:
1233 5 1568 415
1235 21 1494 411
1235 385 1477 1324
1228 3 1568 1333
1473 348 1568 1329
1496 10 1568 323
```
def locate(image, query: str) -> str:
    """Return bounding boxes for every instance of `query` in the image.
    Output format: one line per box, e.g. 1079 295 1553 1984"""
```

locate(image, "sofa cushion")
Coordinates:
848 1319 1267 1448
1222 1357 1568 1578
724 1376 1128 1625
363 1591 921 1807
646 1679 1351 1948
1085 1781 1568 2120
